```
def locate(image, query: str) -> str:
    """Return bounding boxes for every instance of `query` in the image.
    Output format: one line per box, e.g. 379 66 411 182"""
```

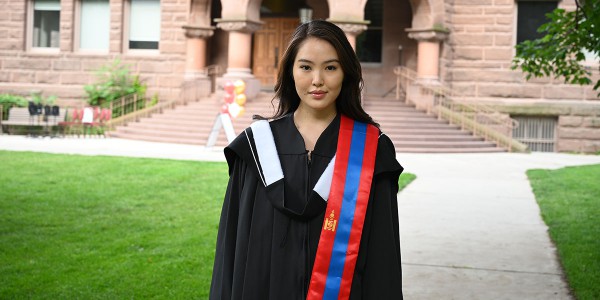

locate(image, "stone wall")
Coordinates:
0 0 189 107
487 100 600 153
445 0 599 102
558 112 600 153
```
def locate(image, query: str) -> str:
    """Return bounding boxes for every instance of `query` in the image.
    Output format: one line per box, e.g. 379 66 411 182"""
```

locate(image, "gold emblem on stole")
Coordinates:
323 210 337 232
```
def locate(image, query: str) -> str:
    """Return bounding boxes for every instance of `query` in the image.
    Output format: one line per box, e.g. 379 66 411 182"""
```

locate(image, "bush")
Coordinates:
29 92 56 106
0 94 27 120
84 59 147 107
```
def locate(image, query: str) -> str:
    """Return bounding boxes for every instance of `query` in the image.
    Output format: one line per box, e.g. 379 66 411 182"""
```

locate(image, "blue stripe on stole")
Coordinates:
322 121 367 299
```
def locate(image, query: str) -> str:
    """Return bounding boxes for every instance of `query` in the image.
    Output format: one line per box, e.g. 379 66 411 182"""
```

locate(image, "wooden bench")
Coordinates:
2 107 66 135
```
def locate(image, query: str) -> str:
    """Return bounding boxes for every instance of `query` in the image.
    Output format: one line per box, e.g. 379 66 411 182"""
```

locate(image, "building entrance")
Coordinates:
252 18 299 86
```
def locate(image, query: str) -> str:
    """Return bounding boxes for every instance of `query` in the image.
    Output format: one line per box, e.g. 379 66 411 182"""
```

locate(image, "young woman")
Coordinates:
210 20 404 299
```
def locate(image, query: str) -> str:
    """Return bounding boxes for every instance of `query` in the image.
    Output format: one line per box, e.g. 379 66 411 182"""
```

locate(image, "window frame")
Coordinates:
123 0 161 55
514 0 559 46
27 0 61 54
513 0 598 67
74 0 111 54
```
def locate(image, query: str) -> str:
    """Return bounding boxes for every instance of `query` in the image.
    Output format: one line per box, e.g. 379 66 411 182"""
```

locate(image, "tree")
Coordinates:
512 0 600 96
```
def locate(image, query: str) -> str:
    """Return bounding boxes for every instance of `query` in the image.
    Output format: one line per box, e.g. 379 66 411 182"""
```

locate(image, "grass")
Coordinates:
399 172 416 191
0 150 416 299
527 164 600 300
0 151 227 299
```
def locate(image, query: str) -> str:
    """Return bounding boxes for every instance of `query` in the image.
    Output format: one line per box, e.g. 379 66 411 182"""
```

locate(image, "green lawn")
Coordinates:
528 164 600 300
0 150 415 299
399 172 416 191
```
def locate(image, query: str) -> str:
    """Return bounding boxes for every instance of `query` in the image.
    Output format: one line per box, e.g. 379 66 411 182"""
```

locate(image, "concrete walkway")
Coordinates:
2 135 600 299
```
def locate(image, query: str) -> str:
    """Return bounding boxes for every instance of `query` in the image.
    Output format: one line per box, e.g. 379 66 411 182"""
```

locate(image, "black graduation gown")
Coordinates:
209 113 404 300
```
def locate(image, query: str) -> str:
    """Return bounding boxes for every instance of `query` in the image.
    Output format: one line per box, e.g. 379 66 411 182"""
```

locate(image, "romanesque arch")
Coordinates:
406 0 447 83
408 0 444 29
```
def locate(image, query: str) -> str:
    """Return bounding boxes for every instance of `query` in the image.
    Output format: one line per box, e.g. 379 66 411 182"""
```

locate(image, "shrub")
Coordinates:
0 94 27 120
84 59 147 107
29 92 56 106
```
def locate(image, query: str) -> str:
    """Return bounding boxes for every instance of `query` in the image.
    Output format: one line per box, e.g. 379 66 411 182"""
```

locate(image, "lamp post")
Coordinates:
299 4 313 24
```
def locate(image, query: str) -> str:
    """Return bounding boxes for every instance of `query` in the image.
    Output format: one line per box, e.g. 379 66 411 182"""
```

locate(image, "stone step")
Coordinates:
386 134 482 142
396 140 497 148
386 129 472 135
109 93 506 153
396 147 505 153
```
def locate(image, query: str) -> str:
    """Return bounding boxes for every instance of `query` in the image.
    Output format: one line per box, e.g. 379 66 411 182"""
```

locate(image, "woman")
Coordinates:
210 20 403 299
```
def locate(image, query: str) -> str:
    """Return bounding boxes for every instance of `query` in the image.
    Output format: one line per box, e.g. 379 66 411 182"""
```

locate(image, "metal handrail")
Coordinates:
394 66 528 152
106 99 177 130
108 93 151 119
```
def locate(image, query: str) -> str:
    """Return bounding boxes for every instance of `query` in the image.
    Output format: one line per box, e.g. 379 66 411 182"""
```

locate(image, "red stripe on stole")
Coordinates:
306 116 354 299
337 124 379 300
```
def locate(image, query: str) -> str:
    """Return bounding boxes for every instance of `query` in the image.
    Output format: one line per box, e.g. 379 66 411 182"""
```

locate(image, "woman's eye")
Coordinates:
299 65 311 71
325 65 337 71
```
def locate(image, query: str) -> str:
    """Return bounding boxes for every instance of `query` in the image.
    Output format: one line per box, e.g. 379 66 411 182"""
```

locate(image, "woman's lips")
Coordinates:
309 91 327 99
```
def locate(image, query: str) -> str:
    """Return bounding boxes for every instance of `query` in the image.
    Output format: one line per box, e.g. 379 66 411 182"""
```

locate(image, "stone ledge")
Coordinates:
459 99 600 116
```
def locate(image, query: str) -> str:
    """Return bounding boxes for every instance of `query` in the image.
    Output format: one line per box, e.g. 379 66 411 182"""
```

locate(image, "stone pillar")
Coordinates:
182 26 214 79
406 28 448 84
215 19 261 79
328 20 369 50
215 19 262 98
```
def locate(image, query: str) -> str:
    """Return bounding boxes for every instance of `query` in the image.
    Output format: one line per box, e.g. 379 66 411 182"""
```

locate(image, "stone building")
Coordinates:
0 0 598 152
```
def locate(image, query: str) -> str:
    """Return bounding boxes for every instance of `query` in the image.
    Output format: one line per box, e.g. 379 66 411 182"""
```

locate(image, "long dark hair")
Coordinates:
257 20 378 127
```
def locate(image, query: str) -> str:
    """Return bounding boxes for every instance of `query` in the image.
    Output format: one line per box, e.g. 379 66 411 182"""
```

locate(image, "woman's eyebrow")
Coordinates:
296 58 340 64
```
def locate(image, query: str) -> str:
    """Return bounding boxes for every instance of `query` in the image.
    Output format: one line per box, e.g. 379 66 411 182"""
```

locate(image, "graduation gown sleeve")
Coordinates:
209 132 271 300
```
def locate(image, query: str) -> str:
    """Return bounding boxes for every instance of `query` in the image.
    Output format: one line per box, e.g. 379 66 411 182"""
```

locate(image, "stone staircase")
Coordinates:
363 96 503 153
109 93 504 152
109 93 276 147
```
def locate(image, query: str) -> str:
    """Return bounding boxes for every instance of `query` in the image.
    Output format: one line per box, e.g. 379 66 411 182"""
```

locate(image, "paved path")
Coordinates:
397 152 600 299
2 135 600 299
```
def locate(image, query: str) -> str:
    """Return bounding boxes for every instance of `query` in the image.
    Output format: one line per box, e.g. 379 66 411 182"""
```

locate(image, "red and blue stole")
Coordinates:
307 115 379 300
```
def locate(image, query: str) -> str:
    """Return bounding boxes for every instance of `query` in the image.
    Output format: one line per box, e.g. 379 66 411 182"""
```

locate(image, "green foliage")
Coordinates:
84 59 147 107
0 94 28 120
528 164 600 300
399 172 416 191
512 1 600 95
29 92 56 106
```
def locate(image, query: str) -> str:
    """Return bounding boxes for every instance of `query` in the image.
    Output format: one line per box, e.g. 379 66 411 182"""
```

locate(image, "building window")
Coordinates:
356 0 382 63
80 0 109 50
512 116 557 152
33 0 60 48
129 0 160 50
516 1 558 44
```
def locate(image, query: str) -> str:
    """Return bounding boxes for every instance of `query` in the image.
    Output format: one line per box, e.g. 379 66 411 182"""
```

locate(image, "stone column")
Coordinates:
328 20 369 50
406 28 448 84
215 19 262 98
181 26 214 100
182 25 214 79
215 19 262 79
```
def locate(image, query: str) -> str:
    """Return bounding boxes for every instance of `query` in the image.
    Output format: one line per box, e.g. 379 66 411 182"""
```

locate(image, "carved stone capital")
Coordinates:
406 28 449 42
328 19 370 36
182 25 215 39
215 19 263 33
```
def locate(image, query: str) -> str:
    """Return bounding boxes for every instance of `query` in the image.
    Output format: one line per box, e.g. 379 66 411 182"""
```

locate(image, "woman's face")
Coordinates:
292 37 344 116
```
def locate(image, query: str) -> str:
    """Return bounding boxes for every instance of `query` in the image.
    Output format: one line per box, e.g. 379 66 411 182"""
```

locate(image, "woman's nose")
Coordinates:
312 72 324 87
